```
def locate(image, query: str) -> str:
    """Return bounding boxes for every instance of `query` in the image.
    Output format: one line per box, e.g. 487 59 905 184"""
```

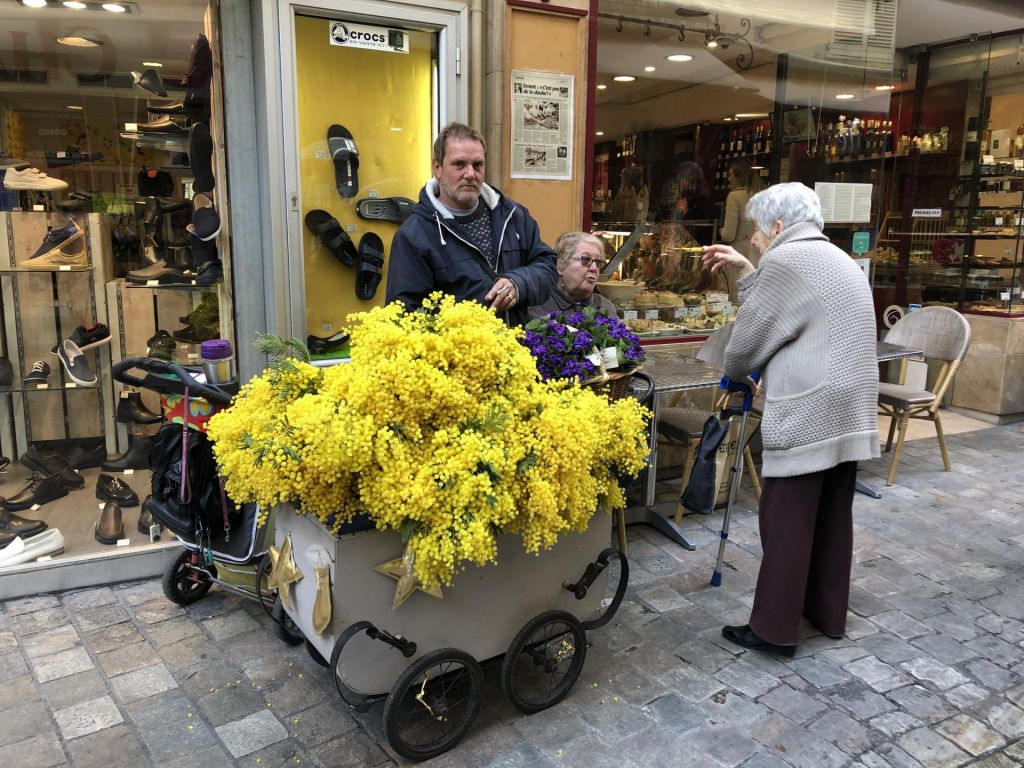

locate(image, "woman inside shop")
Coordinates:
527 232 617 319
701 182 879 657
669 161 715 245
719 157 764 300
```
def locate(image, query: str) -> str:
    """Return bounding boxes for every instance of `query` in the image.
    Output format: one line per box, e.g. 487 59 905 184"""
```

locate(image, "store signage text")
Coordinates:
911 208 942 218
329 22 408 54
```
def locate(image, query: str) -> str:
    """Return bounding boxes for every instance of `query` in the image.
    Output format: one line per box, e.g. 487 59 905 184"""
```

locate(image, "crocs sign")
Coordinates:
329 22 409 54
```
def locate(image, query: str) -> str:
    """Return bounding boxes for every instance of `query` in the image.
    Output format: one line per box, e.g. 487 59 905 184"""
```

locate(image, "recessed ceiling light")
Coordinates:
706 39 718 49
735 113 768 118
595 131 604 136
875 84 895 91
63 1 88 8
66 104 84 110
102 2 127 12
389 127 403 132
836 93 856 100
142 61 163 68
612 75 636 82
596 84 607 90
22 0 48 7
723 117 734 122
644 66 656 72
666 54 693 62
57 35 101 47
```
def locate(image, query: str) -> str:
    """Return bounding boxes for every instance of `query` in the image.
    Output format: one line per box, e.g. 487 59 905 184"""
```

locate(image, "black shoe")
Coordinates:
0 508 47 538
61 443 106 470
138 496 164 537
19 446 67 477
96 474 140 507
116 392 162 425
60 466 85 490
191 258 222 286
307 330 350 355
721 625 796 658
1 473 69 512
147 330 176 362
147 100 184 114
101 437 152 472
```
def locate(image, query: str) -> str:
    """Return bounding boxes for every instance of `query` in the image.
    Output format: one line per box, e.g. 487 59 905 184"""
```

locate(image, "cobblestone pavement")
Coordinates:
2 423 1023 768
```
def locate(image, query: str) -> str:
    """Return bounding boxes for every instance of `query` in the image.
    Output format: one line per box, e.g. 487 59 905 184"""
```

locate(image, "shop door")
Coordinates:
277 1 466 350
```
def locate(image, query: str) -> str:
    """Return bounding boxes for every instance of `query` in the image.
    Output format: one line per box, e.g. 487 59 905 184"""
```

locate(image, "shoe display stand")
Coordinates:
0 212 117 459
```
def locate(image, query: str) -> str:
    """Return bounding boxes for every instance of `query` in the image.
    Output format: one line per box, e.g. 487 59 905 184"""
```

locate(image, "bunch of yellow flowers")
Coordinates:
207 294 649 589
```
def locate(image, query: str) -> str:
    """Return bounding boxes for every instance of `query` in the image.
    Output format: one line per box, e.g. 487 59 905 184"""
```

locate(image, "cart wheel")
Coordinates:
383 648 484 761
271 597 304 646
501 610 587 714
305 638 330 667
162 549 214 605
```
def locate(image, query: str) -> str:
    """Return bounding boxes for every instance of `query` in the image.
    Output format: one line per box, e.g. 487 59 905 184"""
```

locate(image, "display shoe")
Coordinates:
23 361 50 386
191 193 220 240
96 474 140 507
50 323 111 354
56 339 98 387
191 258 222 286
127 259 169 280
307 330 350 355
0 528 64 566
0 507 47 538
147 330 176 362
101 436 152 472
61 443 106 470
142 235 161 264
3 166 68 192
132 67 167 97
95 501 124 545
127 265 190 285
136 116 189 136
19 236 87 269
19 445 67 477
116 392 162 425
170 324 212 344
27 219 84 260
55 194 93 213
147 100 184 114
1 473 69 512
137 496 164 536
60 466 84 490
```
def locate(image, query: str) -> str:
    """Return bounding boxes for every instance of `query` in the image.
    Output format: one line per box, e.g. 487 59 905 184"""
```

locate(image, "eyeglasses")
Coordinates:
571 255 607 270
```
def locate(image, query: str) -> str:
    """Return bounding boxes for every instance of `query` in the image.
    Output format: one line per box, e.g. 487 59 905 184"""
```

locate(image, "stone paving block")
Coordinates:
607 665 669 706
665 659 727 704
966 633 1024 668
887 684 958 724
97 640 160 677
75 603 130 633
944 682 993 711
702 689 771 729
232 739 318 768
636 583 690 613
4 733 66 768
53 695 124 740
965 658 1021 690
308 729 392 768
155 744 235 768
580 696 655 742
738 752 792 768
789 655 853 689
758 683 828 725
684 724 761 767
127 691 218 763
860 633 926 664
714 659 781 699
897 726 970 767
110 662 178 704
935 713 1006 756
65 723 148 768
870 711 925 739
82 620 143 654
155 634 223 672
1008 683 1024 707
284 698 359 748
30 645 94 683
6 594 61 615
478 742 558 768
184 590 244 620
0 699 53 747
197 679 266 728
0 628 16 651
911 631 981 664
844 655 911 692
133 598 187 624
115 580 164 606
968 753 1022 768
863 741 928 768
215 709 289 758
984 701 1024 739
12 607 69 636
40 669 108 711
145 616 204 648
898 656 969 691
643 691 706 733
61 587 116 613
21 624 80 659
202 610 261 642
0 673 40 713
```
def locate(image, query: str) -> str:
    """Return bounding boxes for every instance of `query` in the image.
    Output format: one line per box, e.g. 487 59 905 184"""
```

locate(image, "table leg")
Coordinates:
644 392 660 507
624 506 697 550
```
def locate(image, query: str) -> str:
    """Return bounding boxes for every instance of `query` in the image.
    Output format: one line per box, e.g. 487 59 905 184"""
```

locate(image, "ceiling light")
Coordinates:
595 131 604 136
705 38 718 49
644 66 656 72
62 1 88 8
57 35 101 47
612 75 636 82
836 93 856 100
596 84 607 90
665 54 693 62
723 117 734 122
66 104 84 110
142 61 163 68
102 2 127 12
22 0 48 7
875 84 895 91
735 113 768 118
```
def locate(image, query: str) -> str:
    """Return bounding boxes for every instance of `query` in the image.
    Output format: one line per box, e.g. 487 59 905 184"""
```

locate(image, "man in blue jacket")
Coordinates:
385 122 557 326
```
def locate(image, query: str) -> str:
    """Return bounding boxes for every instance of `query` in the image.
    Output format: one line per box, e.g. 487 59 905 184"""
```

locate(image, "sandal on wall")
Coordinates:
356 196 415 224
355 232 385 300
304 210 358 267
328 124 359 199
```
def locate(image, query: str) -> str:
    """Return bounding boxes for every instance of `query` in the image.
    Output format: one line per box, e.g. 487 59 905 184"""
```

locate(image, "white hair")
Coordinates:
745 182 824 234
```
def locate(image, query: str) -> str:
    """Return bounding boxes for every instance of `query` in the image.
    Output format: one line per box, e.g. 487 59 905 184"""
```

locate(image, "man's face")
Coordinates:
433 137 485 211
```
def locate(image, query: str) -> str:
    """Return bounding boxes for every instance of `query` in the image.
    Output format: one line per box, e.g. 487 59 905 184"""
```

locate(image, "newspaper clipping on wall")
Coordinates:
510 70 573 180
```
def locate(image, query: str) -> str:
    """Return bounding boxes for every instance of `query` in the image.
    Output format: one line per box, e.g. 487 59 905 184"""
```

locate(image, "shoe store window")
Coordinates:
0 0 234 593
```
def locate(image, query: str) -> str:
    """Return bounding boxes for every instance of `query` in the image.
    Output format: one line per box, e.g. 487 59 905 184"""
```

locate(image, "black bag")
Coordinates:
138 166 174 197
680 411 731 515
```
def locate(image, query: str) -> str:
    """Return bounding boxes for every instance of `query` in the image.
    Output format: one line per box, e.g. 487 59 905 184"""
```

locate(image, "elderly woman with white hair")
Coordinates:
527 232 617 319
702 182 879 658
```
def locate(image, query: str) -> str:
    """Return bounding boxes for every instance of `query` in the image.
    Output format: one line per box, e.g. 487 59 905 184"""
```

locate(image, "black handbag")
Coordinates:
680 411 731 515
138 166 174 197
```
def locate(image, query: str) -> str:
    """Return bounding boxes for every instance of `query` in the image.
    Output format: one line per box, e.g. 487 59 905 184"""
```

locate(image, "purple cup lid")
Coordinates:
200 339 233 360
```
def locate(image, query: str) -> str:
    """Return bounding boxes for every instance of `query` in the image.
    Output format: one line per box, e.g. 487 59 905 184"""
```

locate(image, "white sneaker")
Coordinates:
3 166 69 191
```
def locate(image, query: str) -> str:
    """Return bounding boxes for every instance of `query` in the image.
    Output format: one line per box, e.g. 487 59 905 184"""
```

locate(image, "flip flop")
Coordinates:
305 209 357 267
356 232 385 300
327 124 358 198
356 196 415 224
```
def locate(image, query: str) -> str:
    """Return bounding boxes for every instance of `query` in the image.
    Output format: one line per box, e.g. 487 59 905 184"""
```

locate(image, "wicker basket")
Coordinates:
584 368 637 401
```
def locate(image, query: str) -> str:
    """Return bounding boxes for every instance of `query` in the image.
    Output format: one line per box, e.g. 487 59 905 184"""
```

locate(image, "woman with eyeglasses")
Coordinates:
527 232 617 319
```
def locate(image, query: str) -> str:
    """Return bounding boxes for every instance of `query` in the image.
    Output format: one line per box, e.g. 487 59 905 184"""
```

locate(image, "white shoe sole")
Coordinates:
0 529 64 566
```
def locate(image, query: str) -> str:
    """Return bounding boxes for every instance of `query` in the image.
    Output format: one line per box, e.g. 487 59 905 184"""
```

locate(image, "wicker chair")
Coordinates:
877 306 971 486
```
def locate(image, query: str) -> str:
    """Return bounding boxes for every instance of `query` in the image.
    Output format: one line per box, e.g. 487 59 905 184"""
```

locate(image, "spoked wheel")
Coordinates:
271 597 305 646
162 549 214 605
382 648 484 761
501 610 587 714
305 638 330 667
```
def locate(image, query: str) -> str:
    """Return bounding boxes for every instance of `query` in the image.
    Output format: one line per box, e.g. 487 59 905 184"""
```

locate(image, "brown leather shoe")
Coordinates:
95 501 124 545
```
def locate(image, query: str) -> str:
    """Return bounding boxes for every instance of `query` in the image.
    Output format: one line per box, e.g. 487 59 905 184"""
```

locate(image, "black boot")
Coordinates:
101 436 152 472
116 392 162 425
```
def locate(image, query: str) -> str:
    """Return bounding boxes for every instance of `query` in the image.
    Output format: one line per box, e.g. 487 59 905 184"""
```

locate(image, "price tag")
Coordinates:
116 538 131 547
585 350 603 367
120 391 130 399
314 150 327 159
1016 159 1024 169
345 224 358 232
32 205 45 212
995 216 1004 226
31 504 40 511
722 304 734 316
687 306 704 317
146 280 159 287
187 353 199 359
66 383 76 389
644 309 659 320
98 503 106 510
123 469 135 475
37 556 53 562
56 151 66 159
36 384 48 390
59 265 72 271
368 189 380 198
983 154 995 164
673 307 685 319
125 122 138 132
1001 291 1011 301
623 310 638 321
602 347 619 370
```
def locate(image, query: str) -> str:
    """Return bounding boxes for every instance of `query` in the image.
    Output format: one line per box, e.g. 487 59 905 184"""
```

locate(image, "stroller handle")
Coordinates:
112 356 235 406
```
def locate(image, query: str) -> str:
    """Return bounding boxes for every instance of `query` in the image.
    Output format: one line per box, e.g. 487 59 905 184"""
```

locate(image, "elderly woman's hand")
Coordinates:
702 244 755 278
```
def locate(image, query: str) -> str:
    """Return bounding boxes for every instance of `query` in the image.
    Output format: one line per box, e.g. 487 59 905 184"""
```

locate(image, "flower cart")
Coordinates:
272 503 627 760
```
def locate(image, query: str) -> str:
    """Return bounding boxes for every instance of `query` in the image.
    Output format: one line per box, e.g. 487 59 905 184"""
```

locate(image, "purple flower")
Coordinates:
566 311 586 325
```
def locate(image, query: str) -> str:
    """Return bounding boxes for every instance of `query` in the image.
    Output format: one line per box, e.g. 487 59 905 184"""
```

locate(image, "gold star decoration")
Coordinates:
374 545 443 610
266 534 303 611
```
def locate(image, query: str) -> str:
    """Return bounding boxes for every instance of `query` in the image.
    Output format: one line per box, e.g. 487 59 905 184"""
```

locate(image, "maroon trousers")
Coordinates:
748 461 857 646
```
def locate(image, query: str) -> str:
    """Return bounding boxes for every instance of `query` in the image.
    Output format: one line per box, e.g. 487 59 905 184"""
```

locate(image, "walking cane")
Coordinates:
710 371 761 587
